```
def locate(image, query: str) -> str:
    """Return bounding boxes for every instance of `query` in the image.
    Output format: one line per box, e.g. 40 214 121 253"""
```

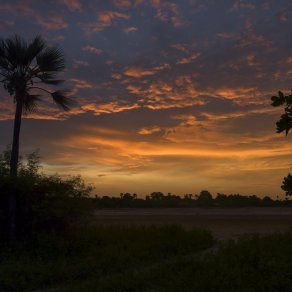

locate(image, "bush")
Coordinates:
0 148 93 240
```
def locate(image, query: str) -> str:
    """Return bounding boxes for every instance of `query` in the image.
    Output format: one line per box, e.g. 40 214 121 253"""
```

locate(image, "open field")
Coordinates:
93 207 292 240
2 208 292 291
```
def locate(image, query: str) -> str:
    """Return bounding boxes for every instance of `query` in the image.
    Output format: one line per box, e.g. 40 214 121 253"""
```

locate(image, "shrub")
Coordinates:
0 149 93 240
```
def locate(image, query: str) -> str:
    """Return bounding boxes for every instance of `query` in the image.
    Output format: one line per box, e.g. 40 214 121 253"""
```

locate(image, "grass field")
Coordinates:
93 207 292 240
1 207 292 291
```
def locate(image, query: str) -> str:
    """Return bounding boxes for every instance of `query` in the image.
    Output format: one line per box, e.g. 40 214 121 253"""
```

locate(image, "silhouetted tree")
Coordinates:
271 90 292 135
262 196 274 206
197 190 213 207
271 90 292 197
281 174 292 196
0 35 70 240
150 192 164 200
0 149 92 239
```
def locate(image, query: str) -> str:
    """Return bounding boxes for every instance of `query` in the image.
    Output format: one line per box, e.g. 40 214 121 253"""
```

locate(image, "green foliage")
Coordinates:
67 231 292 292
0 225 215 291
271 90 292 135
0 149 93 239
51 90 71 111
1 226 292 292
281 173 292 196
271 90 292 200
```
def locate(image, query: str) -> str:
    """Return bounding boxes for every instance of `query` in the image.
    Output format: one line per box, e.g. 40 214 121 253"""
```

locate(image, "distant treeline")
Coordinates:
92 190 291 208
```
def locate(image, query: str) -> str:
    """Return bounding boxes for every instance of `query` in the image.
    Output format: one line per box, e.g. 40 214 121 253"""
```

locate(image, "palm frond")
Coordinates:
0 39 10 71
25 35 46 65
4 35 28 69
40 79 65 85
51 90 71 111
1 35 70 116
36 72 64 85
36 47 65 72
23 94 41 113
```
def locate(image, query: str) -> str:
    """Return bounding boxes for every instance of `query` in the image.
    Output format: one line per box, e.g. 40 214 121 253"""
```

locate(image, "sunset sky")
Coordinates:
0 0 291 197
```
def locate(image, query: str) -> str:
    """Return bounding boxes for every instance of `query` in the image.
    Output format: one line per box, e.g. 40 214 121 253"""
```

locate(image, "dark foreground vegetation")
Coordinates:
0 149 93 240
1 226 292 292
0 225 214 291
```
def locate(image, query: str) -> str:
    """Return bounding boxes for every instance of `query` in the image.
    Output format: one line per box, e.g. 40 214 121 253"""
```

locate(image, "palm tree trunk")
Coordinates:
10 99 23 177
9 98 23 241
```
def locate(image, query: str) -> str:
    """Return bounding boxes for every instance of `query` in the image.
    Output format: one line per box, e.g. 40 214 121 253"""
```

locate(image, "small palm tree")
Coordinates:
0 35 70 239
0 35 70 176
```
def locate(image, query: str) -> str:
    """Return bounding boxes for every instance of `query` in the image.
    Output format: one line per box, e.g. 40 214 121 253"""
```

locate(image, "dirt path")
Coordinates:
93 207 292 240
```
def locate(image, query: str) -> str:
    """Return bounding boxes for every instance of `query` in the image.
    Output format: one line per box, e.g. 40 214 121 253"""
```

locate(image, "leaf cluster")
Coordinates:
281 173 292 196
271 90 292 135
0 148 93 239
0 35 71 113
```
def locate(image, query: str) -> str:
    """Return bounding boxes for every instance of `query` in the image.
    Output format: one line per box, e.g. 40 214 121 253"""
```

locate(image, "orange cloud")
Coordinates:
82 45 103 55
237 25 273 48
127 76 206 110
212 87 257 103
112 73 123 80
70 78 94 89
59 0 82 11
171 43 191 54
126 84 142 94
123 63 170 78
35 102 292 197
0 97 84 121
84 10 130 33
232 0 256 10
176 53 200 65
152 63 171 70
138 126 162 135
246 53 258 67
82 101 140 115
36 15 68 30
195 107 280 128
0 3 33 15
99 10 129 24
112 0 132 9
56 126 291 164
123 67 156 78
73 60 89 69
123 26 138 33
150 1 185 28
216 32 235 39
0 4 69 31
171 15 185 27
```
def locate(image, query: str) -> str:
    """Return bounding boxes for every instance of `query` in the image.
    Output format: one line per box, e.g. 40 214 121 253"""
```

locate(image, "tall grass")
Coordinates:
0 225 215 291
2 226 292 291
69 231 292 292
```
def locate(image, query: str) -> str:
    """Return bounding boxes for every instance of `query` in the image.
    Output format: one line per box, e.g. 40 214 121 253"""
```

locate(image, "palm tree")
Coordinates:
0 35 70 239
